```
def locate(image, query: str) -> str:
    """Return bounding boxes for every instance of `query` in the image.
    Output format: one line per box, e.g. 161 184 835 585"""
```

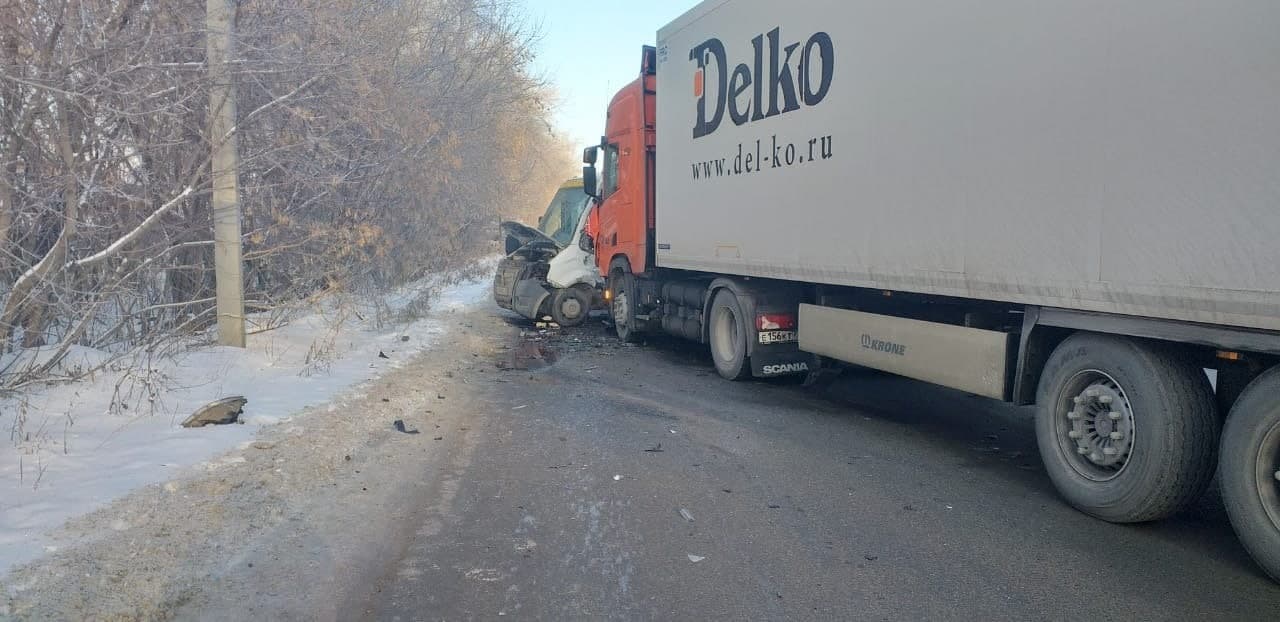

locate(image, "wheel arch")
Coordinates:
1014 305 1280 406
607 254 633 279
700 278 759 351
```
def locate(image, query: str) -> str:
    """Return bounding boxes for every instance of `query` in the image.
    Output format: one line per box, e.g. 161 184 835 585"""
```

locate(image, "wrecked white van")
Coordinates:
493 178 601 326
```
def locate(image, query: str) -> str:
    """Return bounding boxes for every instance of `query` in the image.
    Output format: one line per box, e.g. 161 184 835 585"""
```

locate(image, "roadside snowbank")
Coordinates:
0 269 493 574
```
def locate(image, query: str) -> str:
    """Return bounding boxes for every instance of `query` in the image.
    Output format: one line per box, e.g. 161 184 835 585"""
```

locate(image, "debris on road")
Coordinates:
393 420 420 434
514 538 537 556
512 404 528 410
643 443 664 453
687 554 705 563
613 474 622 481
181 396 248 428
250 441 276 450
378 351 390 359
679 508 695 522
498 339 559 371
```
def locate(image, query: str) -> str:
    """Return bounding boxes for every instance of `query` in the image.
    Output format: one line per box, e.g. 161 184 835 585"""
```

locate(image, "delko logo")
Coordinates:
690 27 834 139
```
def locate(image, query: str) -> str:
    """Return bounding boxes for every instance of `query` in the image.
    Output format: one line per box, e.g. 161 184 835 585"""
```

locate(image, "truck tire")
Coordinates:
1219 367 1280 582
708 289 750 381
610 272 641 343
551 285 592 327
1035 333 1218 523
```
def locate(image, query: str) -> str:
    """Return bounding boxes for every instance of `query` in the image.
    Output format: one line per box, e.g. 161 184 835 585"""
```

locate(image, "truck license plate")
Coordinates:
758 330 797 345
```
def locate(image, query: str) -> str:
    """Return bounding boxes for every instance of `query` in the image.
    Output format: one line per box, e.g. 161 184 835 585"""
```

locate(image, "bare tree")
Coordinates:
0 0 575 389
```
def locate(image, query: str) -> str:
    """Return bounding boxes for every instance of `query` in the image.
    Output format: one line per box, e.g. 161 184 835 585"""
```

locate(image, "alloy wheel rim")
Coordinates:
1256 420 1280 531
1056 370 1136 482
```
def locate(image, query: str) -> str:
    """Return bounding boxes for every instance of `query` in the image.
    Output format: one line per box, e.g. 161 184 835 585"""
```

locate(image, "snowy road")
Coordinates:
360 308 1280 620
5 296 1280 619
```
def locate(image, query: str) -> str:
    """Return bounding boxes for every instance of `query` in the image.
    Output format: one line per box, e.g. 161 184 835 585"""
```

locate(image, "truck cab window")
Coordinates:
601 144 620 199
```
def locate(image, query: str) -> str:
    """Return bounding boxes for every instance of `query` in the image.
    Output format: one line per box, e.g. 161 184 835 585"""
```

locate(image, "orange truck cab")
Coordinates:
581 48 817 379
586 48 657 286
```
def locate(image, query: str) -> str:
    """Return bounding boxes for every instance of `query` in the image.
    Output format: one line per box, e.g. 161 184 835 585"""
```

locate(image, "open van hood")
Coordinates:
500 221 562 260
500 220 560 250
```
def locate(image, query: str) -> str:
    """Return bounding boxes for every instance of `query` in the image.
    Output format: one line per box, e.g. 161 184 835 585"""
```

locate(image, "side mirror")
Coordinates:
578 232 595 253
583 146 598 165
582 165 598 198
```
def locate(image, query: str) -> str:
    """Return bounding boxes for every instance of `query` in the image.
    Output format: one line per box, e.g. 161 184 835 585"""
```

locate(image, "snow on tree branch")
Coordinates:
67 187 194 271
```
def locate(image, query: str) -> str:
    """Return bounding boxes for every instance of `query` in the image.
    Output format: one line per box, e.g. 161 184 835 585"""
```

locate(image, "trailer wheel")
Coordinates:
708 289 750 380
1035 334 1218 523
1219 367 1280 582
609 272 641 343
551 285 592 327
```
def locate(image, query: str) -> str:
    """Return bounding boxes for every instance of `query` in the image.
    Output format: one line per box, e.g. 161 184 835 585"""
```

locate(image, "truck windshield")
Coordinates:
538 187 591 246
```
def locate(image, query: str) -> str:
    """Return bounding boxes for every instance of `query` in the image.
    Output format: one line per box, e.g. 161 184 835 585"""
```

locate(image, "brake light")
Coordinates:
756 313 796 331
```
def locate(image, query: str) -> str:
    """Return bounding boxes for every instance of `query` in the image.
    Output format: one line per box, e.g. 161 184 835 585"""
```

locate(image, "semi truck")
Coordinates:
579 0 1280 581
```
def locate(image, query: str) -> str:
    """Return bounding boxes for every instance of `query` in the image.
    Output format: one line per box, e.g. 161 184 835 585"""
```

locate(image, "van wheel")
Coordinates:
1219 367 1280 582
1035 333 1218 523
551 285 592 327
708 289 750 381
610 272 641 343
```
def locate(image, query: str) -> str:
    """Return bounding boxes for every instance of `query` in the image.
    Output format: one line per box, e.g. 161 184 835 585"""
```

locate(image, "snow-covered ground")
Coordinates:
0 268 493 574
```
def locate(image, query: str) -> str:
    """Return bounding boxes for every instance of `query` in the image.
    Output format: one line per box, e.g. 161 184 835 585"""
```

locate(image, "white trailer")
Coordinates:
656 0 1280 332
583 0 1280 581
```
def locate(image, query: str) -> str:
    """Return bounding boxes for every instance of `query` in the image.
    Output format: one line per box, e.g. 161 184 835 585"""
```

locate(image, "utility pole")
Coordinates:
207 0 245 347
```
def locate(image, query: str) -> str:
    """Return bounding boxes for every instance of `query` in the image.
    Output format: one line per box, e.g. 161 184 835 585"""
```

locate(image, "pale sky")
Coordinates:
524 0 695 154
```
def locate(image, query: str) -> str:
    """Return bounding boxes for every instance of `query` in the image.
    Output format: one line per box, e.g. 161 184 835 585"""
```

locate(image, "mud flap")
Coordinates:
751 347 820 378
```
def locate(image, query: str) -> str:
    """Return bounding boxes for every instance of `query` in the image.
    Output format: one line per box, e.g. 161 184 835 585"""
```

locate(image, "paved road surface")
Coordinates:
356 307 1280 620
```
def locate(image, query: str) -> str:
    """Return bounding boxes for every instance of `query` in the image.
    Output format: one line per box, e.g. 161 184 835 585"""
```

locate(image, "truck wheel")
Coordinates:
551 285 592 327
1035 333 1218 523
708 289 750 380
610 272 641 343
1219 367 1280 582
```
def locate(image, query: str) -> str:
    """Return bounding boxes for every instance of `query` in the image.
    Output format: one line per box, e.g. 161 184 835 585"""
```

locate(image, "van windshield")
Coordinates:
538 187 590 246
